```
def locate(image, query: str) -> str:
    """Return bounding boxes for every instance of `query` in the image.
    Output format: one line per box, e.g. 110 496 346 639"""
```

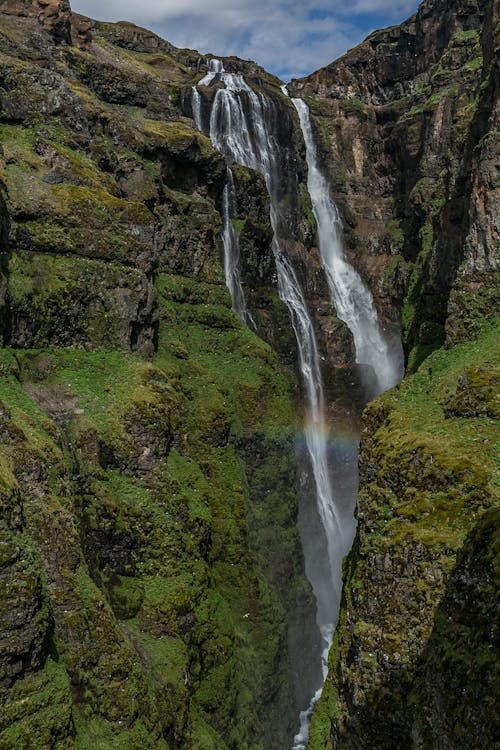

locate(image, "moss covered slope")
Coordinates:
308 320 499 749
0 273 315 750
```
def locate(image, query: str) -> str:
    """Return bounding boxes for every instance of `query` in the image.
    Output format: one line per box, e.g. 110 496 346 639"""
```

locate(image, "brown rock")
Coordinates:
71 12 92 48
0 0 92 46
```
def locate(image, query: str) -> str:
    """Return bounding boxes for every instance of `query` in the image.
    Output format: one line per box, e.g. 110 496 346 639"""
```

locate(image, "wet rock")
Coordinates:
292 0 498 372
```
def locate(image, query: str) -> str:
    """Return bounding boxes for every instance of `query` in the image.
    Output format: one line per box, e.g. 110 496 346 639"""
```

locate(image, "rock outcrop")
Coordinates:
0 0 91 46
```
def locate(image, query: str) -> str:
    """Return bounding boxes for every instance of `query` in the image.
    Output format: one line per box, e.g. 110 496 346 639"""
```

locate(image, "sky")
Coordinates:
71 0 421 81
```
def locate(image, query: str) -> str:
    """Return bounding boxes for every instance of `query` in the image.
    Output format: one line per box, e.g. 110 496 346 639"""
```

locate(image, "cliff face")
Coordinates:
0 1 498 748
308 320 499 749
292 0 499 372
0 9 320 749
300 0 499 746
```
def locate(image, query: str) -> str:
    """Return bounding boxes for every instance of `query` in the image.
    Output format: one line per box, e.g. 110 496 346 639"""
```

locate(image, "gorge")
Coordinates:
0 0 498 749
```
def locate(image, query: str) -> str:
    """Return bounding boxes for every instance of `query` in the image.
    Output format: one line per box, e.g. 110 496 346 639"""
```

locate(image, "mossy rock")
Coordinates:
7 252 157 355
309 320 499 749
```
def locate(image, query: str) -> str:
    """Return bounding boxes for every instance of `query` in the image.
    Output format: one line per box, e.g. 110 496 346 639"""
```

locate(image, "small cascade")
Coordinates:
191 87 203 130
192 60 253 327
291 97 403 395
198 57 224 86
222 168 256 328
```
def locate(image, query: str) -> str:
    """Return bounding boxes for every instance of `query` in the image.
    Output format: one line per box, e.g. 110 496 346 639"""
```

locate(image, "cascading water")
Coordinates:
192 61 352 748
192 59 403 747
291 97 403 395
287 93 404 747
192 60 254 327
222 168 256 329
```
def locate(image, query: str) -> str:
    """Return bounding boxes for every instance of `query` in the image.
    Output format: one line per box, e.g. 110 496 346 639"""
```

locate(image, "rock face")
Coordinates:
0 7 320 749
308 320 499 750
0 0 82 45
299 0 499 747
291 0 499 373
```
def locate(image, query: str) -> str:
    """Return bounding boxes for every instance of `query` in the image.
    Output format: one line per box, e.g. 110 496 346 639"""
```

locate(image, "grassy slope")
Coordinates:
0 272 303 749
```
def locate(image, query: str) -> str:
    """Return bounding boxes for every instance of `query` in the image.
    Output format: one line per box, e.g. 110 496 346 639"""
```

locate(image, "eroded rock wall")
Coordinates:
292 0 499 372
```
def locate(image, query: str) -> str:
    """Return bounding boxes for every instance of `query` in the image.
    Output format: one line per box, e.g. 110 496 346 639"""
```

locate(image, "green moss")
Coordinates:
452 29 481 45
0 657 74 750
156 274 293 436
400 85 460 121
463 56 483 72
0 259 300 748
0 28 305 748
310 321 499 748
446 271 500 347
364 321 499 547
346 97 369 116
385 219 404 247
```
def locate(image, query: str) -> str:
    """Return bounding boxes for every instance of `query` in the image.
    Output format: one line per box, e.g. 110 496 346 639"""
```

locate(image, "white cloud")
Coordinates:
71 0 420 79
348 0 417 13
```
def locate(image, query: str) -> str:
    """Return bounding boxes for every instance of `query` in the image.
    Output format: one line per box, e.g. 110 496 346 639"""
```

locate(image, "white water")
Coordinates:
197 57 224 86
222 168 256 328
293 622 334 749
193 68 400 748
203 64 345 589
192 60 253 326
292 97 402 394
193 65 350 747
287 94 403 748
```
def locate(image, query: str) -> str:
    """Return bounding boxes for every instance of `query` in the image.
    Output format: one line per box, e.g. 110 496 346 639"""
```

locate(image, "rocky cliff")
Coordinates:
0 7 321 748
297 0 499 746
292 0 499 372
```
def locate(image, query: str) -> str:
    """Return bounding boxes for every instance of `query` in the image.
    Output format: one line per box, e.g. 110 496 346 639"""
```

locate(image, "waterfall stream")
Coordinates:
222 168 256 329
192 63 401 749
192 60 254 326
291 98 403 394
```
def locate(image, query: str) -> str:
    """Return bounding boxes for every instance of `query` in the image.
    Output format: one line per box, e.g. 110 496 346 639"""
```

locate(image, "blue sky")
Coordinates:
72 0 421 81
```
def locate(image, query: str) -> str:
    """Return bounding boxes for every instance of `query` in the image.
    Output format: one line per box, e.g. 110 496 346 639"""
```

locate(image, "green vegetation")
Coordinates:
0 261 303 748
0 15 310 747
308 320 499 749
452 29 481 44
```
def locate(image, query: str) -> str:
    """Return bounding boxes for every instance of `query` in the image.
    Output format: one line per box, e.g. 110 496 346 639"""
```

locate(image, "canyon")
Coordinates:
0 0 498 748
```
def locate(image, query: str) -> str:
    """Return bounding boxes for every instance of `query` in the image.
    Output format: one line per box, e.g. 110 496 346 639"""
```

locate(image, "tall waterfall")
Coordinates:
198 64 343 580
292 97 403 394
192 61 352 749
192 60 253 326
192 62 404 748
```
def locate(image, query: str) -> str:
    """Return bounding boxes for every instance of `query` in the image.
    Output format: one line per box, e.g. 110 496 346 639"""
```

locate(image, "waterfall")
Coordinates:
192 63 351 748
286 94 403 747
291 97 403 394
201 64 344 588
222 168 256 329
192 60 253 326
191 87 203 130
